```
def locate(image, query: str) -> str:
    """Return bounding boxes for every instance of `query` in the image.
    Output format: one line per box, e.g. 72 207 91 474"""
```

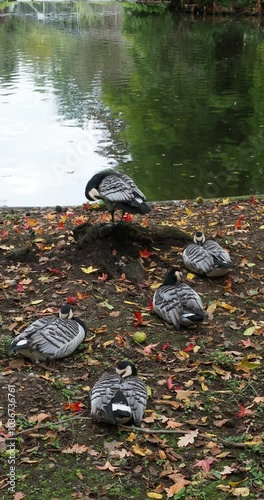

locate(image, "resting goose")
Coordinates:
153 268 206 329
183 232 232 277
85 169 151 222
90 360 147 425
7 305 87 361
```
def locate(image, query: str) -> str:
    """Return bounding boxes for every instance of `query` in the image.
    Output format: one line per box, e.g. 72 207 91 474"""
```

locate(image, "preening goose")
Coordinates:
153 268 206 329
85 169 151 222
90 360 147 425
182 232 232 277
7 305 87 362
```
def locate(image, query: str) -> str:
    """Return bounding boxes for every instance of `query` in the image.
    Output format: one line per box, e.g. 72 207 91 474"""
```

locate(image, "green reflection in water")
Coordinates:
0 2 264 205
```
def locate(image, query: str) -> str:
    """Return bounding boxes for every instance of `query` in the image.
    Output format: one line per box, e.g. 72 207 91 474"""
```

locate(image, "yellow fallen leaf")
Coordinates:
259 225 264 229
186 273 195 280
222 197 230 205
126 433 137 442
193 346 201 353
243 326 256 336
147 493 163 499
150 282 162 290
31 300 44 305
103 340 114 347
80 266 99 274
217 301 237 313
131 444 152 456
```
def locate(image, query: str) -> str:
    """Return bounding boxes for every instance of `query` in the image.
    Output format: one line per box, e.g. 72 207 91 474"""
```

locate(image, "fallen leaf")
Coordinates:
178 429 199 448
147 493 163 499
194 457 217 472
80 266 99 274
62 444 89 454
139 248 153 259
237 405 254 417
231 487 250 497
64 402 84 412
133 311 143 327
96 460 118 473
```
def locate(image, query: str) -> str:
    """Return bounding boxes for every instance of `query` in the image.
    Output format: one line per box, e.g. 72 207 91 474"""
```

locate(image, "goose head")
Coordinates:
116 360 137 378
193 231 205 245
59 305 74 320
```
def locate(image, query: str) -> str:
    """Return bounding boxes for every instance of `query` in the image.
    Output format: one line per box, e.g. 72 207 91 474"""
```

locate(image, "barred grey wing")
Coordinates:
153 286 182 329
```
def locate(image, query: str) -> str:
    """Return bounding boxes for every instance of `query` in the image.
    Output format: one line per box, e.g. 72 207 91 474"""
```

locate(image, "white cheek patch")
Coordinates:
89 188 101 200
17 339 28 347
112 403 131 413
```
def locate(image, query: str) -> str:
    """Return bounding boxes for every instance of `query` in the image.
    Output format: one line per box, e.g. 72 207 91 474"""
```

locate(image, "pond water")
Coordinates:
0 1 264 207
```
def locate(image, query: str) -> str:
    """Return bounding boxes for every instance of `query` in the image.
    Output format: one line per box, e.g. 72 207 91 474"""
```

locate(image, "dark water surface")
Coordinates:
0 1 264 206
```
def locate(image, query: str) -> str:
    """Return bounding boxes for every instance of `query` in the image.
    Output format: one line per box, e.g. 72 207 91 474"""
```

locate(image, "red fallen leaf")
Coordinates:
139 248 153 259
67 296 77 305
183 343 195 352
225 277 233 293
82 203 89 210
64 402 84 412
167 376 174 390
141 217 148 227
235 215 244 229
250 195 256 204
47 267 61 275
133 311 143 327
123 213 133 222
146 301 153 311
156 352 163 362
17 284 25 293
240 338 253 348
98 273 108 282
143 343 158 354
1 230 9 238
57 221 65 230
174 385 182 391
162 342 169 351
194 457 217 472
74 217 87 226
237 405 254 417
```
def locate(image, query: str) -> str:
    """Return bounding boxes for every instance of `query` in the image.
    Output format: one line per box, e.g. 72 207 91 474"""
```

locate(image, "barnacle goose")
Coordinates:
90 360 147 425
182 232 233 277
85 169 151 222
153 268 206 329
7 305 87 361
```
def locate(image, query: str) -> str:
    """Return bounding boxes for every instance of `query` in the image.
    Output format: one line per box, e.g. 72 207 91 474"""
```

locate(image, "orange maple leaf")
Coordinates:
64 402 84 412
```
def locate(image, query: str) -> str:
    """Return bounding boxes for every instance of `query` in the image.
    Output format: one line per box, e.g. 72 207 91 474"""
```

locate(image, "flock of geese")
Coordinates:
7 170 233 426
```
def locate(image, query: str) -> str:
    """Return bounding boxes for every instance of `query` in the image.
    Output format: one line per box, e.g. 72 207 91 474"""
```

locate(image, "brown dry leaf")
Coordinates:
14 493 25 500
175 390 193 401
165 478 190 498
253 396 264 404
178 429 199 448
62 444 89 454
96 460 118 473
166 420 184 429
28 413 50 424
